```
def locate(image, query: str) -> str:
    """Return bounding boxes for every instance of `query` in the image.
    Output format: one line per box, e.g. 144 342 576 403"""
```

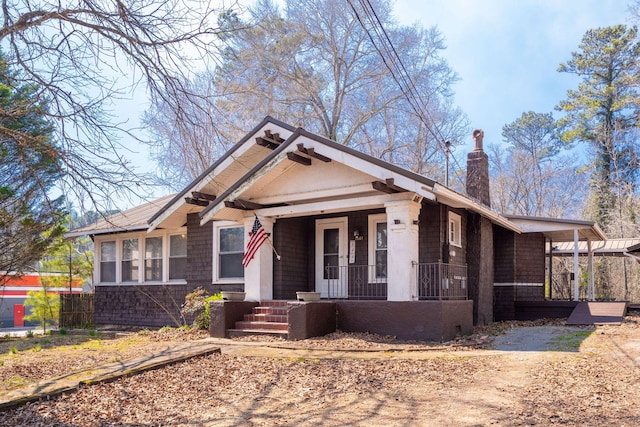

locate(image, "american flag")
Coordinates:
242 215 269 267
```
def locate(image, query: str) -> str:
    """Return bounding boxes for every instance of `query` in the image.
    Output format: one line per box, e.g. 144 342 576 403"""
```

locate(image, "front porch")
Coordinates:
212 259 470 342
210 298 474 341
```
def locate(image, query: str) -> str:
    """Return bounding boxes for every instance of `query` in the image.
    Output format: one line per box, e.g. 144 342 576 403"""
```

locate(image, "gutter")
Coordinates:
432 183 522 233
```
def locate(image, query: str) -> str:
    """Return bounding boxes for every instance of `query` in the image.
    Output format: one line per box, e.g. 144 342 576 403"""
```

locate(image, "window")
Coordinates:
145 237 163 281
169 234 187 280
121 239 139 282
368 214 387 282
449 212 462 247
100 241 116 282
217 225 244 280
95 230 187 285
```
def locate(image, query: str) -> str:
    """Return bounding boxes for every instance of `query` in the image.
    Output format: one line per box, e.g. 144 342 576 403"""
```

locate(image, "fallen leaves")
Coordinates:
1 318 640 426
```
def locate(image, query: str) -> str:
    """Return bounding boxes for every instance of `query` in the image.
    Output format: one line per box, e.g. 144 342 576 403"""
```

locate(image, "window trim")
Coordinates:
212 221 245 284
99 240 117 284
121 238 140 283
168 233 188 281
449 211 462 248
144 236 163 283
368 213 387 283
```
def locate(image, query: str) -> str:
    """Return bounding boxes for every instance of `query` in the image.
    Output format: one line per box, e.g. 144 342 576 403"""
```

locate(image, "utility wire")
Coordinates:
347 0 467 187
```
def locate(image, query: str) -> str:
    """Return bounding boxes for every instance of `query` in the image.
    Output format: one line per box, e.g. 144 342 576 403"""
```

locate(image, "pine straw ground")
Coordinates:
1 313 640 426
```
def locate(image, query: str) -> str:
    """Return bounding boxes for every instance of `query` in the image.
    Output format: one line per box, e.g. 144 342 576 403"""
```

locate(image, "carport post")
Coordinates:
573 228 579 301
587 239 594 301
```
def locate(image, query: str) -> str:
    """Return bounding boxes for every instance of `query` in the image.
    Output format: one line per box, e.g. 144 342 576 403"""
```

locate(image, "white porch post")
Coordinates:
573 228 580 302
243 216 275 301
587 239 594 301
385 198 421 301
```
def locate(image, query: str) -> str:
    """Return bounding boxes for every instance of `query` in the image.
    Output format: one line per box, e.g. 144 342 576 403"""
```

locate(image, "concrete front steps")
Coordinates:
227 301 288 338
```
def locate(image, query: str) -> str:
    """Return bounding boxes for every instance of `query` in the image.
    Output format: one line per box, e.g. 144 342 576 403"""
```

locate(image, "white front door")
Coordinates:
315 217 348 298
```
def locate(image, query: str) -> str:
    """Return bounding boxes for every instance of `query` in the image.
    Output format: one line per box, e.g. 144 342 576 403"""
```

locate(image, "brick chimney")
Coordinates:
465 129 494 326
466 129 491 207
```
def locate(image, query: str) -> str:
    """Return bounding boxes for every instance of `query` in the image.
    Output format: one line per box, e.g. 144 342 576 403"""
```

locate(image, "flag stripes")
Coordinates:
242 216 269 267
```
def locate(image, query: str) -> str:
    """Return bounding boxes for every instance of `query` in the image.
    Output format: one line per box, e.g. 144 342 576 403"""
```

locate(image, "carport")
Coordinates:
506 216 608 302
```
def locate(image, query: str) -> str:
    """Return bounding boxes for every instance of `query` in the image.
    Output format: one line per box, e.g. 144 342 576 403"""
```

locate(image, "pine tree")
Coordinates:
556 25 640 229
0 51 65 287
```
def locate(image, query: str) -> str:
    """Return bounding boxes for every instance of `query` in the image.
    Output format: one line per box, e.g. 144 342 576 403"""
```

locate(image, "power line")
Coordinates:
347 0 467 187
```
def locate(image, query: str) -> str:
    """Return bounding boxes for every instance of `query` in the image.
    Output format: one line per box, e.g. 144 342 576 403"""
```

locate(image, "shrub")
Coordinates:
59 328 67 336
26 330 34 338
180 288 222 330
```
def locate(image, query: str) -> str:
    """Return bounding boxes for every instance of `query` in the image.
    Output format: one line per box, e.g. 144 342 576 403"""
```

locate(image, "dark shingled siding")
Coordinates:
187 213 213 288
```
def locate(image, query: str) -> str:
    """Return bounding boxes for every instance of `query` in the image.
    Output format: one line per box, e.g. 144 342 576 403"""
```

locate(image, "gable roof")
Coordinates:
147 116 522 233
147 116 297 231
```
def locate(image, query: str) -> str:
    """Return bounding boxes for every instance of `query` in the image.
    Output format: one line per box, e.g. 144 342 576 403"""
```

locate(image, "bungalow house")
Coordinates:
69 117 606 340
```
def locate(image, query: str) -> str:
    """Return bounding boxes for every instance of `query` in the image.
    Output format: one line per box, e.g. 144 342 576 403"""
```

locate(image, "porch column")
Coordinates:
243 215 275 301
573 228 579 302
384 198 421 301
587 239 594 301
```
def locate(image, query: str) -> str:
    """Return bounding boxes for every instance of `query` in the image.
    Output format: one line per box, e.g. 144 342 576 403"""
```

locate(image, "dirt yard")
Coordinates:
1 314 640 426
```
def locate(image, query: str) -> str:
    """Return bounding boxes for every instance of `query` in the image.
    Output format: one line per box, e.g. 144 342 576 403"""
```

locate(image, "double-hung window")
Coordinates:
449 212 462 247
215 224 245 281
169 234 187 280
121 239 139 282
145 237 163 281
368 214 387 282
100 241 116 282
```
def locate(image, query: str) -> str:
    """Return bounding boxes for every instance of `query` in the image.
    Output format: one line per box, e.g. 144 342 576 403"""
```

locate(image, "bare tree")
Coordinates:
490 111 585 217
489 144 586 218
1 0 237 209
145 0 469 188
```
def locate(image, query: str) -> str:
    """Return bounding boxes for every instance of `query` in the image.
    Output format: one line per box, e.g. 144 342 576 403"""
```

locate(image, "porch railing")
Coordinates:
325 265 387 300
418 263 468 300
324 262 468 300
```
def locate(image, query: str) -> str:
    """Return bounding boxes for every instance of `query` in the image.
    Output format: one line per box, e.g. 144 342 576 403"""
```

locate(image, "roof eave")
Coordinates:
432 184 522 233
64 225 150 239
147 116 297 230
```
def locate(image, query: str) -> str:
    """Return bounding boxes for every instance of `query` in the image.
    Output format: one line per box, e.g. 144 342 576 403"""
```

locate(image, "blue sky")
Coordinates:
114 0 634 208
393 0 633 153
